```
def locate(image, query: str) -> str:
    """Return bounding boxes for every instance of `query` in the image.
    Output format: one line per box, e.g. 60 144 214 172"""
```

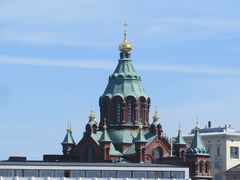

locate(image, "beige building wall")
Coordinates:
184 132 240 180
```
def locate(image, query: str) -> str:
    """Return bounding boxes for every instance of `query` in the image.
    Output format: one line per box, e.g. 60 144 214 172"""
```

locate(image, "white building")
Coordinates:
184 121 240 180
0 161 189 179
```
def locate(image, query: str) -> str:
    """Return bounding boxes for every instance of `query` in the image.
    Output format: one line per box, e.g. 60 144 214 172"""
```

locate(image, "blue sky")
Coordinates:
0 0 240 160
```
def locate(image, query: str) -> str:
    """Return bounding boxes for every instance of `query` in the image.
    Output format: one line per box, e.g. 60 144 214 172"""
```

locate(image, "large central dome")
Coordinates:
99 32 150 129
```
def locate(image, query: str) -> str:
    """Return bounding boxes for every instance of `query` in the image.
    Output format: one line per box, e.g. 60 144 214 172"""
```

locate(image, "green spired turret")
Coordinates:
134 124 147 143
62 126 75 145
62 125 75 156
99 119 112 142
187 122 208 155
174 124 186 145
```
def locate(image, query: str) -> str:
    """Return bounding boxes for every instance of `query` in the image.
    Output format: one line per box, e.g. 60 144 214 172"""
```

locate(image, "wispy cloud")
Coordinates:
0 55 114 69
147 17 240 39
0 55 239 75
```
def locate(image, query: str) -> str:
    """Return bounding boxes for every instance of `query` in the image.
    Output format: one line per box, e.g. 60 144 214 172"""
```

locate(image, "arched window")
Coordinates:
191 162 195 172
140 104 145 123
142 148 146 162
87 145 94 162
116 103 121 123
181 150 185 158
153 147 162 163
205 161 209 173
199 161 203 173
128 101 132 123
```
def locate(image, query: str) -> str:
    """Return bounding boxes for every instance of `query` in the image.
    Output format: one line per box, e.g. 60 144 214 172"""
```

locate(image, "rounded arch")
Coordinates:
126 74 133 78
111 96 124 124
199 160 204 173
126 95 137 123
118 73 125 78
139 96 147 124
205 161 209 173
139 96 147 103
147 97 151 104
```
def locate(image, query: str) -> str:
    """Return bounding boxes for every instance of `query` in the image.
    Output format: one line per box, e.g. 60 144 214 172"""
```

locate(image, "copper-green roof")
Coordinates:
174 129 186 145
102 52 148 100
90 130 122 156
187 128 209 156
62 129 75 145
134 127 147 143
99 128 112 142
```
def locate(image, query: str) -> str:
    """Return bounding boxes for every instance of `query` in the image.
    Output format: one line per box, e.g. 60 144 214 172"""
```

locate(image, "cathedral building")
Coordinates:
43 30 212 180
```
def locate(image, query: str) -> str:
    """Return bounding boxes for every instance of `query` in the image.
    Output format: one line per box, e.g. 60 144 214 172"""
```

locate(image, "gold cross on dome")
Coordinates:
123 21 128 32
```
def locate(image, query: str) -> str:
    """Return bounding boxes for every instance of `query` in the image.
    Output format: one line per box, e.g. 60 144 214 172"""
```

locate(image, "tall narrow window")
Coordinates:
216 146 220 156
87 145 93 162
128 101 132 123
205 161 209 173
230 146 239 159
199 161 203 173
153 147 162 163
117 103 121 123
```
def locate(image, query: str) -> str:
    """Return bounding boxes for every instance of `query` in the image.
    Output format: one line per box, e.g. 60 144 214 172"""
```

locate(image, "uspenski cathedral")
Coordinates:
44 29 213 180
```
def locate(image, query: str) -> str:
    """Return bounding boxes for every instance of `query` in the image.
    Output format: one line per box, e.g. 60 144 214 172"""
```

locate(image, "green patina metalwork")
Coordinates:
62 129 75 145
174 129 186 145
187 128 209 155
102 52 148 100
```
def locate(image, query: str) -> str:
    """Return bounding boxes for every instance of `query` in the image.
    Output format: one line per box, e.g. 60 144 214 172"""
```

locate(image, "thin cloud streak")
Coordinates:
0 55 239 75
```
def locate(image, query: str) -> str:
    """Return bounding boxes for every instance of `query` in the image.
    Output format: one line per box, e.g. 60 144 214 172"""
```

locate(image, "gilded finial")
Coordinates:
103 118 107 129
119 22 132 52
195 117 200 131
89 109 96 122
67 121 72 132
153 107 160 121
178 121 182 133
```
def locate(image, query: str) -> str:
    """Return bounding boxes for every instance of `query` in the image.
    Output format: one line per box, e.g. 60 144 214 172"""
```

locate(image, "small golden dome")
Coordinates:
119 31 132 52
89 110 96 121
195 121 200 131
153 110 160 121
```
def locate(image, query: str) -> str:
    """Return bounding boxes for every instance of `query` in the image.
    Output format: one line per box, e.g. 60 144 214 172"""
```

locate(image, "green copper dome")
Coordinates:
101 52 148 100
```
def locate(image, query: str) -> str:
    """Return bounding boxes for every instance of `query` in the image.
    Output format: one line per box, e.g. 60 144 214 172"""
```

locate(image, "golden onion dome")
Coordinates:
152 110 160 121
89 110 96 122
119 31 132 52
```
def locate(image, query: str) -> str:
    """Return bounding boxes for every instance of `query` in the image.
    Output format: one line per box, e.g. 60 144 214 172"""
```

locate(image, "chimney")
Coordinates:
208 121 211 128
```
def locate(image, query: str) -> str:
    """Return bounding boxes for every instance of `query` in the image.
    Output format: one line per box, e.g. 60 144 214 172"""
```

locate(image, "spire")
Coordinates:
62 123 75 145
134 123 147 143
174 122 186 145
187 121 209 155
119 22 132 52
99 118 112 142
